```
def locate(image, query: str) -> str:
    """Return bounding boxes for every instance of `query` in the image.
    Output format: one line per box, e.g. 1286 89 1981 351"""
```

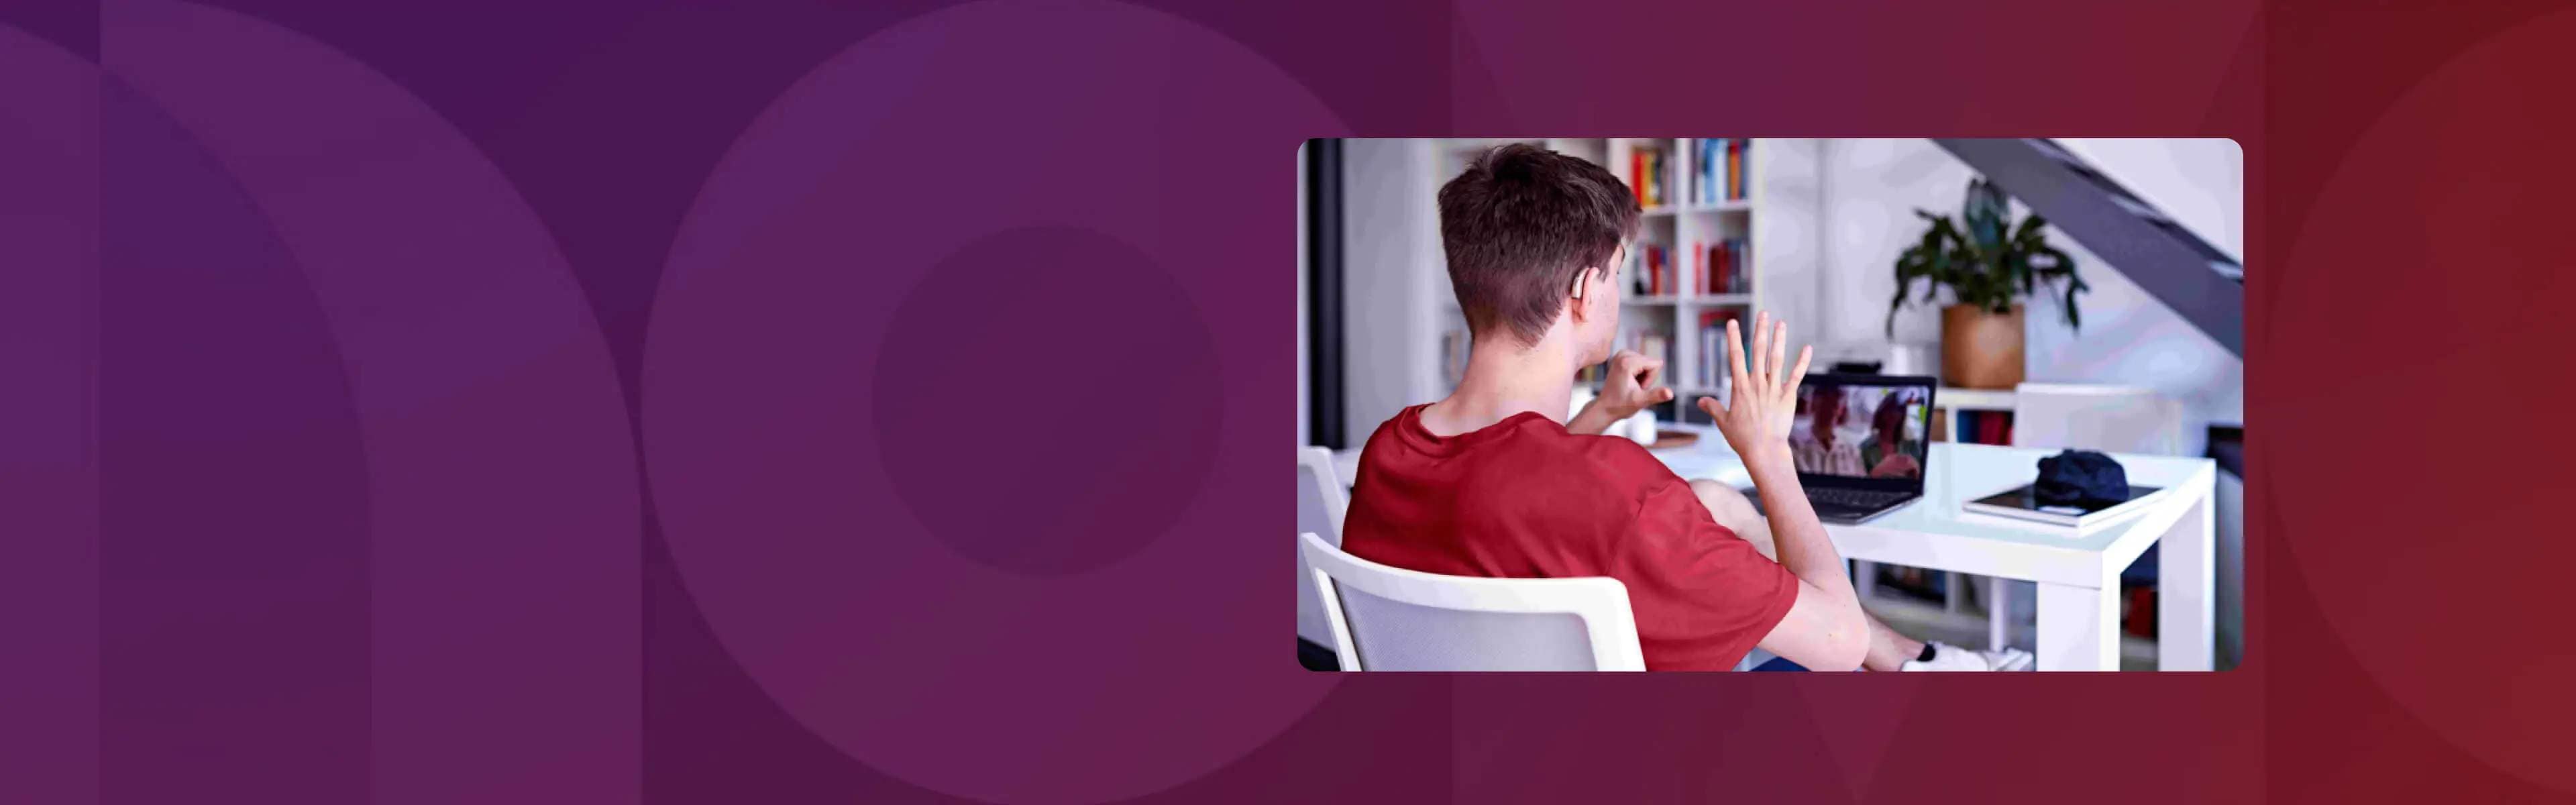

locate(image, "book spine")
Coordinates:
1631 151 1646 207
1735 139 1750 199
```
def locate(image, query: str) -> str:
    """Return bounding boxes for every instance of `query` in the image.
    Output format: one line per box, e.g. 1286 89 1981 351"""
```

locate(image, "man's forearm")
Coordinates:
1742 448 1856 600
1565 399 1621 436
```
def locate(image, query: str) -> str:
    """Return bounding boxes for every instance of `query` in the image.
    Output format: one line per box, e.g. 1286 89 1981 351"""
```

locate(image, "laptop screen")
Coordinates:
1791 377 1932 482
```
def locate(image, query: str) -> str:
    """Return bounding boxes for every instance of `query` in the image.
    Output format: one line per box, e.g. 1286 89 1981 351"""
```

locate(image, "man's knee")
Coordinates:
1689 478 1776 559
1689 478 1758 528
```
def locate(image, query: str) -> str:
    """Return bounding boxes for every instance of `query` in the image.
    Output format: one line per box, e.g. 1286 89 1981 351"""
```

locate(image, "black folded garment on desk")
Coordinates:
2035 449 2127 506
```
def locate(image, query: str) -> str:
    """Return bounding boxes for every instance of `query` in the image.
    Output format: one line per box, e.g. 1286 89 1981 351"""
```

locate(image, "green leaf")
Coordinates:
1890 184 2084 332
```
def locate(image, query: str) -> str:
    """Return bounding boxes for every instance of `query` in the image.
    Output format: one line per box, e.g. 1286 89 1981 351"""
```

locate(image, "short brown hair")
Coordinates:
1437 144 1640 345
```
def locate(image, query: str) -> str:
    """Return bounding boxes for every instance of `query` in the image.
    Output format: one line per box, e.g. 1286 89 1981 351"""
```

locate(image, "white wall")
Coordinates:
1753 139 1827 356
1817 138 2244 455
1339 139 1445 447
1819 139 1977 349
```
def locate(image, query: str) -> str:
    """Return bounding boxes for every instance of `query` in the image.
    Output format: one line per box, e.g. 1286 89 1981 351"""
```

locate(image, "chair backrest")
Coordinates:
2011 383 2184 455
1295 447 1350 649
1299 531 1644 671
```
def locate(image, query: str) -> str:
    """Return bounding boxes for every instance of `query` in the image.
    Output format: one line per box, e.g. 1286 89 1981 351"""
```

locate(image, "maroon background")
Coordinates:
0 0 2570 801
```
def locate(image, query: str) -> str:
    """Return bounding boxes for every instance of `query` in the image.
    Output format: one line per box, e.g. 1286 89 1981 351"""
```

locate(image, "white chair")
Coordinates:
1295 447 1350 651
1969 383 2184 649
1299 531 1645 671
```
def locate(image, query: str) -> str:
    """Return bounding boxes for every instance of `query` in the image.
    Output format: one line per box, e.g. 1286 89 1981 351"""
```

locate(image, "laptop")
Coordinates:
1749 374 1936 524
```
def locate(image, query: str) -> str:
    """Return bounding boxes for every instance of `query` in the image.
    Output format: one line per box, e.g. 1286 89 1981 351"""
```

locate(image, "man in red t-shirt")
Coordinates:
1341 144 2029 672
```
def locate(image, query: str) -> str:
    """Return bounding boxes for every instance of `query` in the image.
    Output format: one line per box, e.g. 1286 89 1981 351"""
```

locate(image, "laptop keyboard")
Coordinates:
1807 487 1915 511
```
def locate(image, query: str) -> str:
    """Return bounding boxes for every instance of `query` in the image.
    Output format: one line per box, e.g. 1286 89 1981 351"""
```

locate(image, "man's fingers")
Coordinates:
1784 345 1813 402
1750 312 1772 386
1653 387 1676 404
1637 359 1662 388
1725 319 1750 392
1770 319 1788 388
1695 395 1723 417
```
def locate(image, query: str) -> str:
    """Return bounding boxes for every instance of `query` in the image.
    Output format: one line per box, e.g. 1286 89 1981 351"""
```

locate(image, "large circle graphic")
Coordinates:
2275 9 2576 791
642 1 1343 802
873 227 1219 576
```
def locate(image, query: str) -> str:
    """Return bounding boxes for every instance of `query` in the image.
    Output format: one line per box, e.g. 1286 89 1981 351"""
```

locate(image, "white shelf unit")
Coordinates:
1432 138 1810 426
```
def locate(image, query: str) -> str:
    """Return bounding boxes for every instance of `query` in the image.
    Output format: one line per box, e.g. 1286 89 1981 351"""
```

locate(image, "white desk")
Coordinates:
1645 427 2215 671
1332 427 2217 672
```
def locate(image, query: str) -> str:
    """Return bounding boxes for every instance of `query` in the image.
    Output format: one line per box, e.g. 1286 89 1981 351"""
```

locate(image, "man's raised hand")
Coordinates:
1694 312 1812 464
1595 349 1677 420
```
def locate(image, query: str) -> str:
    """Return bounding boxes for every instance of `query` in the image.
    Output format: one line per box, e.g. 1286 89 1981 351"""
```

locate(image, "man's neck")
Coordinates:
1422 335 1580 437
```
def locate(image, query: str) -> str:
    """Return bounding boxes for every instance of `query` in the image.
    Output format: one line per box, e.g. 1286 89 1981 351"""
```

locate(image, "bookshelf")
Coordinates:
1434 138 1813 427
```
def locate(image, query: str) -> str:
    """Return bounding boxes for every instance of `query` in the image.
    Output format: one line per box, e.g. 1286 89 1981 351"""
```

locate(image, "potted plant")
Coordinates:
1886 178 2086 389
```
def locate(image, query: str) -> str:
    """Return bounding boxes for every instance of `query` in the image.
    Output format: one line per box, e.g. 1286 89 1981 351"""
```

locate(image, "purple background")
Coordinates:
2 0 2572 801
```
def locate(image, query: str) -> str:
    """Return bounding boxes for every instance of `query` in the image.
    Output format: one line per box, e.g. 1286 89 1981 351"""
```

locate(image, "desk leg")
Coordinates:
2158 478 2218 671
2035 580 2118 671
1985 577 2006 651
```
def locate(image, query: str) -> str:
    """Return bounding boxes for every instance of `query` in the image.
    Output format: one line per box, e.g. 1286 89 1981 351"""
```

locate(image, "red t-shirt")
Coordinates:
1340 404 1798 670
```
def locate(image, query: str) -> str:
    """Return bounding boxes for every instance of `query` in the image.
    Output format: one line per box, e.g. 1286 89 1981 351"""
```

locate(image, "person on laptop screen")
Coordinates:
1792 384 1926 479
1790 383 1865 476
1792 382 1937 477
1862 389 1925 479
1339 144 2028 672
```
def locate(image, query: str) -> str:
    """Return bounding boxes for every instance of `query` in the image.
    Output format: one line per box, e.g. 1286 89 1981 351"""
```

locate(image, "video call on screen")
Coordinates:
1792 384 1929 479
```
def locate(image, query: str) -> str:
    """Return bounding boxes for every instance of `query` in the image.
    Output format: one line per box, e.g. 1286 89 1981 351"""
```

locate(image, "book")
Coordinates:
1654 149 1667 207
1695 140 1709 203
1692 240 1705 294
1965 483 2171 529
1631 151 1647 207
1735 237 1750 290
1695 237 1748 294
1699 138 1722 204
1725 140 1737 200
1716 239 1734 294
1697 309 1738 388
1627 145 1674 208
1743 139 1753 198
1727 139 1750 199
1630 244 1673 297
1969 410 2013 445
1629 146 1666 209
1701 327 1719 388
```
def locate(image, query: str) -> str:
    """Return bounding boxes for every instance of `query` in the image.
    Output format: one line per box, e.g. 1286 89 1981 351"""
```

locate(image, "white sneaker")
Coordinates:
1899 642 2034 672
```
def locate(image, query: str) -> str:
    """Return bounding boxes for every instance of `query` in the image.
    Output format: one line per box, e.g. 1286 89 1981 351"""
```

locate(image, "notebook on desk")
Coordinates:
1964 483 2169 529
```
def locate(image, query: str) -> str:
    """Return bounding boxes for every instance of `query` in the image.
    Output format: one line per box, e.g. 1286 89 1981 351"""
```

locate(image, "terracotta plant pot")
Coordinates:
1941 303 2025 390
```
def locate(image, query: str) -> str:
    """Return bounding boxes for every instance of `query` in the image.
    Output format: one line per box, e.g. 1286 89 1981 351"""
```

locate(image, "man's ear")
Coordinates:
1564 267 1593 323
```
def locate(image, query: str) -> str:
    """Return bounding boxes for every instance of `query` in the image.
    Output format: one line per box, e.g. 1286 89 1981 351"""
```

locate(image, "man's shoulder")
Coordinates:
1352 407 1677 488
1470 424 1680 492
1349 412 1413 467
1562 429 1672 472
